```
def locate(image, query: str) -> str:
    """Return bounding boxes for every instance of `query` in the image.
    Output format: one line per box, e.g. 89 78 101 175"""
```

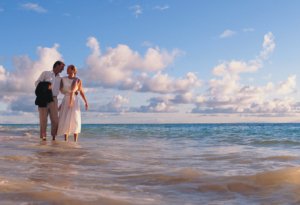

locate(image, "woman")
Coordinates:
57 65 88 142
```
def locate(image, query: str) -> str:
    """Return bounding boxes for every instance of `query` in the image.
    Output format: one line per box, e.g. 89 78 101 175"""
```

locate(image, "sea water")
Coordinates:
1 124 300 204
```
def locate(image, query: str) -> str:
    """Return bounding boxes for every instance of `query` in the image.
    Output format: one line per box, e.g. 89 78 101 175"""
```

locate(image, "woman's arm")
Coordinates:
69 91 74 108
78 80 88 110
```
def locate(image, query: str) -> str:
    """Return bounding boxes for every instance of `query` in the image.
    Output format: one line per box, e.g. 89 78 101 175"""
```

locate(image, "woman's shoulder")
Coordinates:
73 77 82 83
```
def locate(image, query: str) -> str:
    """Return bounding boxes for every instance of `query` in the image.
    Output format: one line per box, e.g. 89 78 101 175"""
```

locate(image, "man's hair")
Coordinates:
53 60 65 69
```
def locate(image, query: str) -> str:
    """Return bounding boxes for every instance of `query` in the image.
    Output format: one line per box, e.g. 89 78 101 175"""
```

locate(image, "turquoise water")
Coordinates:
1 124 300 204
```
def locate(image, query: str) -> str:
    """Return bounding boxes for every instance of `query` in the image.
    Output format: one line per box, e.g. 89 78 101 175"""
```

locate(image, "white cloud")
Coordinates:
243 28 255 32
84 37 185 93
219 29 236 38
139 72 200 94
142 41 154 47
133 97 176 113
96 95 129 113
260 32 275 60
3 44 62 93
212 60 261 76
171 92 194 104
142 47 180 72
0 65 7 82
130 5 142 18
154 5 170 11
1 32 299 117
277 75 296 95
0 44 63 115
9 94 36 112
0 43 63 114
85 39 136 86
208 32 276 102
21 3 47 13
192 32 298 115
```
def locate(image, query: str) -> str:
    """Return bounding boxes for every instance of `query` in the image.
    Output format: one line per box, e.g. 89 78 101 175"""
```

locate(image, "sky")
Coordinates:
1 0 300 123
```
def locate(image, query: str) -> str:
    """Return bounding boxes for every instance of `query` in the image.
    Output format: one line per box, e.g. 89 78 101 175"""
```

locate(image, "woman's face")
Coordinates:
67 66 74 75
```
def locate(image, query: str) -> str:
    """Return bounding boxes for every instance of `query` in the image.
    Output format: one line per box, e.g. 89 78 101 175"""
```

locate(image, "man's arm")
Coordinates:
34 71 45 87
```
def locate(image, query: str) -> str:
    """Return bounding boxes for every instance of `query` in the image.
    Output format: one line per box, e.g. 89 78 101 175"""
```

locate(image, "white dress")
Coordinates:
57 77 81 135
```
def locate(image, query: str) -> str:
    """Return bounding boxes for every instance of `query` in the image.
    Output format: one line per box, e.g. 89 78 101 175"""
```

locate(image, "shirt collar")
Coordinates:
51 71 60 77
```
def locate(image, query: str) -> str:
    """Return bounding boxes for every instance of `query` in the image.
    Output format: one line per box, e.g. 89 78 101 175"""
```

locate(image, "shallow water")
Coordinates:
1 124 300 204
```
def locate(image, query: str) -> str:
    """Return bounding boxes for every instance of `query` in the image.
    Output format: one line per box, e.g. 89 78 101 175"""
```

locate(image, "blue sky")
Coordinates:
1 0 300 123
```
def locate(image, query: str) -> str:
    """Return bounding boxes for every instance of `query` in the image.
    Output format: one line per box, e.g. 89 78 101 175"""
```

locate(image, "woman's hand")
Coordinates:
85 103 88 111
69 101 73 108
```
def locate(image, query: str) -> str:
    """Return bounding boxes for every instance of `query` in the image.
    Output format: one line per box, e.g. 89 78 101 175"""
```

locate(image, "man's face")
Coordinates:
59 64 65 73
53 63 65 74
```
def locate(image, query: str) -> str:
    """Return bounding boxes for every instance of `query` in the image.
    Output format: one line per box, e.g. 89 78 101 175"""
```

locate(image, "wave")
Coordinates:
0 155 36 163
118 168 203 185
250 139 300 146
197 167 300 196
260 155 299 161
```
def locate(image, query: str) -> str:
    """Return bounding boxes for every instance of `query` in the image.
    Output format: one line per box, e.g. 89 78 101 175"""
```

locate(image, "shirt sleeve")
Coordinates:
35 71 45 87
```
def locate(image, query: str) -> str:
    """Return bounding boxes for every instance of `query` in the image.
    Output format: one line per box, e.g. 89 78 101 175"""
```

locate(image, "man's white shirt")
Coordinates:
35 71 61 96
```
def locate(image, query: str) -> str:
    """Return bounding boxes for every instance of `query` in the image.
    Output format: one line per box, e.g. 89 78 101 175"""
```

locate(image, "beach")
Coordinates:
1 124 300 204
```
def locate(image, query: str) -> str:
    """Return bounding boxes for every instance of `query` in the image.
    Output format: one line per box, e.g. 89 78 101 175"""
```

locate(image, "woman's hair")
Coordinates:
68 64 77 75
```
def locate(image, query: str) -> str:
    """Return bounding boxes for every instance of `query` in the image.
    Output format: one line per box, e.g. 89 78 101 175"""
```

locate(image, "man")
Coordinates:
35 60 65 141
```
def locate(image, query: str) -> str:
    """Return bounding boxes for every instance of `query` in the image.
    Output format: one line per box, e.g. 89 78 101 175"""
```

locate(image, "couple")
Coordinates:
35 61 88 142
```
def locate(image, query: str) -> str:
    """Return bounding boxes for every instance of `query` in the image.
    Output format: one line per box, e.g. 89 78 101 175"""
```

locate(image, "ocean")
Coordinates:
1 123 300 205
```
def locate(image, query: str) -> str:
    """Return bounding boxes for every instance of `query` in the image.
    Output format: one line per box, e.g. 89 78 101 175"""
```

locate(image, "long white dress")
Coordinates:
57 77 81 135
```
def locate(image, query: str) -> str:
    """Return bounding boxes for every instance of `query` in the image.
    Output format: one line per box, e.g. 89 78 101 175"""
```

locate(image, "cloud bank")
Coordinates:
192 32 299 115
0 32 298 118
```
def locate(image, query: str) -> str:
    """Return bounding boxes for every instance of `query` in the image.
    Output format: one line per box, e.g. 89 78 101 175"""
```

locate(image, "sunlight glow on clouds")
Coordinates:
84 36 188 93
